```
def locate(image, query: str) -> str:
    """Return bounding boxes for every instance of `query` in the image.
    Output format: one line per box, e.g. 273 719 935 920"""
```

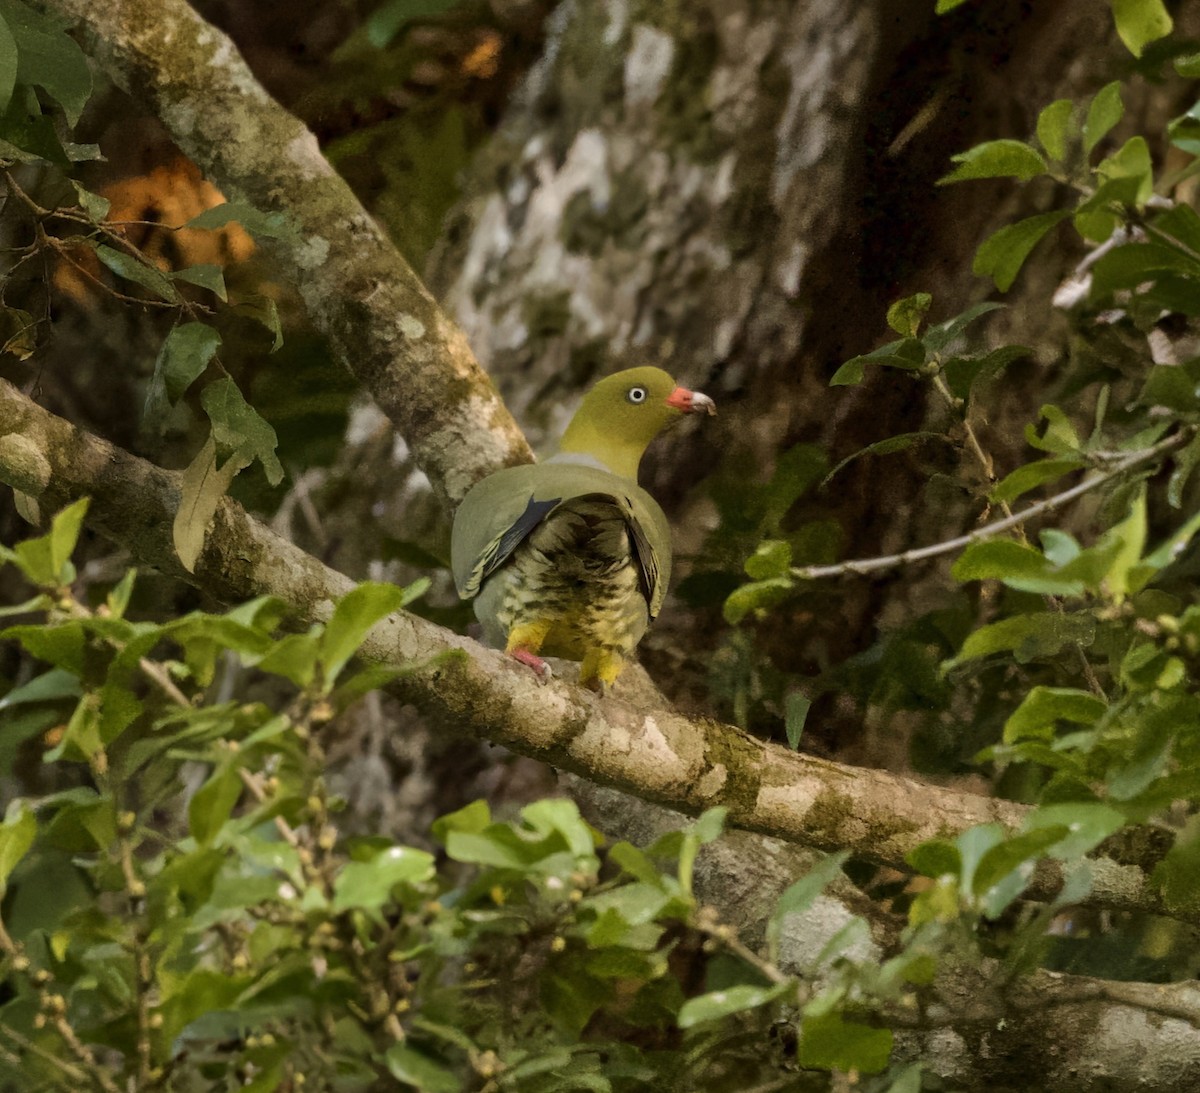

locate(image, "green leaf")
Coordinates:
174 435 251 574
170 264 228 301
48 497 87 584
942 345 1029 401
1154 203 1200 254
94 244 181 303
185 201 291 239
972 825 1070 917
1 621 85 673
1176 53 1200 77
0 667 80 710
1083 82 1124 153
1101 490 1146 600
973 211 1069 291
521 798 600 862
0 0 91 124
106 568 137 618
145 322 222 425
1139 363 1200 416
365 0 465 46
1090 241 1200 298
940 139 1047 184
830 337 925 386
1003 686 1106 744
200 377 285 485
823 432 947 486
922 301 1007 351
886 293 932 337
255 629 321 688
1108 0 1172 58
383 1045 460 1093
723 577 793 624
1040 528 1081 566
744 539 792 579
990 457 1084 504
906 839 961 878
332 845 435 913
767 851 848 961
444 829 533 869
798 1010 893 1074
948 612 1095 666
6 498 87 587
319 582 408 687
1095 136 1153 207
689 806 727 845
1037 98 1076 161
1141 507 1200 574
235 295 284 352
0 800 35 895
785 692 810 750
329 662 407 712
1025 404 1081 455
1152 819 1200 917
189 760 243 847
952 539 1084 596
70 180 109 221
1073 174 1144 242
431 799 490 845
954 824 1004 893
935 0 971 10
1025 802 1124 859
677 982 792 1028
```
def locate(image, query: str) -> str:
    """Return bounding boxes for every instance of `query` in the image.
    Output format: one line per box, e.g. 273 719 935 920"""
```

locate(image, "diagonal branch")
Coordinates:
0 376 1188 926
41 0 531 506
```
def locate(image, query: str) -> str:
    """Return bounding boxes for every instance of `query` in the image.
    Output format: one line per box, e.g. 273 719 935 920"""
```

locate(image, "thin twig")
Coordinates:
792 428 1193 581
0 1022 90 1084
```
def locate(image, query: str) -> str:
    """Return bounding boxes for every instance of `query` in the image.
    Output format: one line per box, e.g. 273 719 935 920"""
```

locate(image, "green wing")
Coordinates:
450 464 672 615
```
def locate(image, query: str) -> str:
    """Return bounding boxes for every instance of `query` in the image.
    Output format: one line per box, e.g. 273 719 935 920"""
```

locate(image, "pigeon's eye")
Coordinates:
626 386 648 404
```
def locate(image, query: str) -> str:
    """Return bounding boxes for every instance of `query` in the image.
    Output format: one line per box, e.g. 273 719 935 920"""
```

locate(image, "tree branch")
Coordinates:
793 427 1193 581
0 376 1188 927
41 0 531 506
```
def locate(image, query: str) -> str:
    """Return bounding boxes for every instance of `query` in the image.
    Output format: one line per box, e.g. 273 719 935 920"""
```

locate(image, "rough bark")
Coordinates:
42 0 531 507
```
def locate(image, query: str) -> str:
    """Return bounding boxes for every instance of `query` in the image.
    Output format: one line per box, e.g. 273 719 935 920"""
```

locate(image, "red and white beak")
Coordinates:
665 386 717 416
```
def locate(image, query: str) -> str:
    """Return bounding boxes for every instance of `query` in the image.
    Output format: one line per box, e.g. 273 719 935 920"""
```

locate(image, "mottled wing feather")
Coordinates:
466 495 561 596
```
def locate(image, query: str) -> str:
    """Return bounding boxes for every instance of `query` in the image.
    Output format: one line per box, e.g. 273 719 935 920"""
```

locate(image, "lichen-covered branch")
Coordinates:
0 376 1186 929
574 784 1200 1093
40 0 530 505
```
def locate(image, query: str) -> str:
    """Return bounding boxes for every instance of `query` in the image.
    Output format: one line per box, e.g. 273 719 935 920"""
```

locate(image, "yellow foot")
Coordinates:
580 648 623 695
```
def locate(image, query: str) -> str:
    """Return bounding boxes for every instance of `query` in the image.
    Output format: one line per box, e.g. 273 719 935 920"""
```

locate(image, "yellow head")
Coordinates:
556 366 715 479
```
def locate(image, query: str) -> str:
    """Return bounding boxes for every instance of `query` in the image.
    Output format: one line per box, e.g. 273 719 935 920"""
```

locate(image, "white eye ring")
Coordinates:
626 386 648 404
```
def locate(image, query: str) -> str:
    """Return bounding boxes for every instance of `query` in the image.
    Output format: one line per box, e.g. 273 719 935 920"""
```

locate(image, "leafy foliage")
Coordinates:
4 0 1200 1086
0 507 953 1089
698 6 1200 1013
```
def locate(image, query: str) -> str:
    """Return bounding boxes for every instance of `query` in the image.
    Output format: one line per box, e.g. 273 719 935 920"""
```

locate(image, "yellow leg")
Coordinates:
580 647 624 694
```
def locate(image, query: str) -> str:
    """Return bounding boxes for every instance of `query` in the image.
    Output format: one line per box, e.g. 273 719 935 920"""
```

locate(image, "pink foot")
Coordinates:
509 648 553 683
